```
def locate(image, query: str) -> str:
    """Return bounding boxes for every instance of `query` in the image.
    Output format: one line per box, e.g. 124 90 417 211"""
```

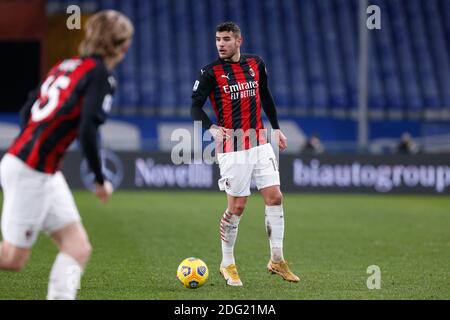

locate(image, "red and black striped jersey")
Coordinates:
8 55 115 184
191 54 280 152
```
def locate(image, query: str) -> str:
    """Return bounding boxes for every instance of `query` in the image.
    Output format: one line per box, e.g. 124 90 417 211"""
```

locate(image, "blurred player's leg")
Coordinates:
219 195 246 286
44 172 90 300
47 222 92 300
0 154 47 271
0 241 31 271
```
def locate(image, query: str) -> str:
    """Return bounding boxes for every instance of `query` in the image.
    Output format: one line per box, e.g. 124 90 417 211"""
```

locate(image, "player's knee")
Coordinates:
265 191 283 206
76 241 92 262
229 203 246 215
0 244 29 271
84 241 93 257
63 240 92 265
6 261 26 272
0 257 27 271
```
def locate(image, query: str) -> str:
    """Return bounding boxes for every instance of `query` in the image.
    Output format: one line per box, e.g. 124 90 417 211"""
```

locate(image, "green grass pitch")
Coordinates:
0 191 449 299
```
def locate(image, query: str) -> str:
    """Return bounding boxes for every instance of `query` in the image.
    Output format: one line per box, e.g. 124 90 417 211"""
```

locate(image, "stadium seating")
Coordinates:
43 0 450 120
100 120 142 151
0 122 20 150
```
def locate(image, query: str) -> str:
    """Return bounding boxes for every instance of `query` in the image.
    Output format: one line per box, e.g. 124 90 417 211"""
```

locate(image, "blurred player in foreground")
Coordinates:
0 10 133 299
191 22 299 286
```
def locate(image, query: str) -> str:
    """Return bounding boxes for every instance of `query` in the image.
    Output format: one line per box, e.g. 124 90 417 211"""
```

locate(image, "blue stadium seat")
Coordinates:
243 1 265 59
317 0 348 111
261 0 291 110
99 0 116 11
336 0 358 110
227 0 246 35
299 0 329 113
281 0 310 112
404 0 441 109
423 0 450 108
174 0 195 114
44 0 450 119
153 0 177 114
372 0 404 115
190 0 214 70
209 0 227 27
79 0 99 12
368 42 386 113
137 0 157 113
441 0 450 54
388 0 423 113
440 0 450 111
116 1 139 113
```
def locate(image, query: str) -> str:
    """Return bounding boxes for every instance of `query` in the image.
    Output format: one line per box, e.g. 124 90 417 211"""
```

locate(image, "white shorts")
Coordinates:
217 143 280 197
0 154 81 248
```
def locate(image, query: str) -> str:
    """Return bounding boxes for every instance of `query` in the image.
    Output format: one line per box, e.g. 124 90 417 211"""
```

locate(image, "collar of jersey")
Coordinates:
219 56 243 64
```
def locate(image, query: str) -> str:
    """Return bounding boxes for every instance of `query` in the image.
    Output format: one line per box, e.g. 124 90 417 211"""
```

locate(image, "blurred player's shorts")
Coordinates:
217 143 280 197
0 154 80 248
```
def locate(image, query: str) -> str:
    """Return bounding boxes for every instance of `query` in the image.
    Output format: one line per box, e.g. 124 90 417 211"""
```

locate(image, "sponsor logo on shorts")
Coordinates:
25 229 33 240
225 179 231 189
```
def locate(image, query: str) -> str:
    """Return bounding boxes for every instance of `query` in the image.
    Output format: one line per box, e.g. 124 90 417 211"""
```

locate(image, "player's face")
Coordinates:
216 31 242 60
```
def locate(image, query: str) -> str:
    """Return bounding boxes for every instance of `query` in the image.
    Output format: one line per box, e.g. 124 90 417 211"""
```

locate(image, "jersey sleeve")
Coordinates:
258 60 280 129
191 67 215 129
258 59 280 130
78 63 113 185
19 88 39 130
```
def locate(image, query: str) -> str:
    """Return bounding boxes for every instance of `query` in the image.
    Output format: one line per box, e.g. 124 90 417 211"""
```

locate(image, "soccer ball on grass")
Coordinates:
176 257 209 289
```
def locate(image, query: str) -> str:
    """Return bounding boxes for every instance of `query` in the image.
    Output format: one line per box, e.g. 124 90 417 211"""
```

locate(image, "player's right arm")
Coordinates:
78 63 113 203
258 58 287 151
190 67 229 140
19 89 39 130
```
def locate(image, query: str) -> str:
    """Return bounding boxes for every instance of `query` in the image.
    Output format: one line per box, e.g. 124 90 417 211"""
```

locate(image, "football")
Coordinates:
176 257 209 289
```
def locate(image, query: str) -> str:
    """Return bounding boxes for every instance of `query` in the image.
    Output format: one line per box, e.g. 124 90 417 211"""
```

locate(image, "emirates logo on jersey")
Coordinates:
249 67 255 77
223 80 259 100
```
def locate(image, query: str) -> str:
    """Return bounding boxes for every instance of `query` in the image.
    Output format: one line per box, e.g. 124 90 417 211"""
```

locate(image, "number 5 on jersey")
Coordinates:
31 75 71 122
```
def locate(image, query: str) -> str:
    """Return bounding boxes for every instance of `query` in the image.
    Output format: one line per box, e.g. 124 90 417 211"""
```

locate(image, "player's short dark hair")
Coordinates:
216 21 241 37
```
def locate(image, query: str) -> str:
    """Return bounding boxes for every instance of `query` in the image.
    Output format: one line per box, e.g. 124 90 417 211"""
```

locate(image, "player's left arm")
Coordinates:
78 66 110 185
78 64 114 203
258 60 287 151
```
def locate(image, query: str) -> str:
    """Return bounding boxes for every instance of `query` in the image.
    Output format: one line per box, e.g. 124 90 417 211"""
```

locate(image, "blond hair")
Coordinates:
79 10 134 59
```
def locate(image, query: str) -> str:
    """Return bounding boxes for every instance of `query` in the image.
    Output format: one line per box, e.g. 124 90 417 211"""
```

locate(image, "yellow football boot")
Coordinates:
219 264 243 286
267 260 300 282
